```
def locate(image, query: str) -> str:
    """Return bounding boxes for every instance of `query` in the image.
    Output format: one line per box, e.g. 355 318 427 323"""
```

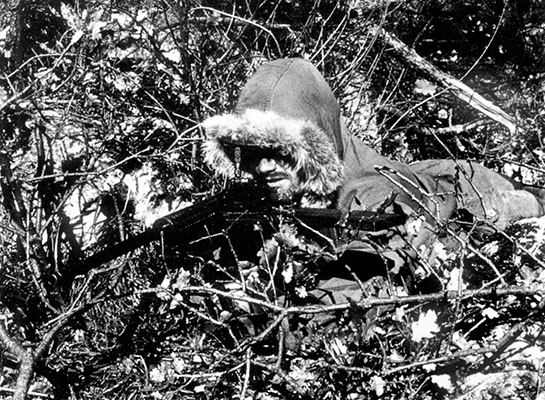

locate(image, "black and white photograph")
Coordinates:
1 1 545 398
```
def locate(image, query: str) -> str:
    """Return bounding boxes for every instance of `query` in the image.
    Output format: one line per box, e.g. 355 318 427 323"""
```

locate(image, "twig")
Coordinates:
488 225 545 270
431 120 491 135
143 89 181 142
24 150 149 183
260 228 280 300
275 318 286 371
383 346 496 375
498 157 545 175
189 16 292 31
27 258 60 314
222 230 247 292
236 310 289 352
1 53 71 80
310 10 349 67
190 7 282 55
343 263 368 295
240 348 252 399
0 387 53 399
0 30 82 113
333 364 376 375
295 217 337 254
174 362 246 379
142 285 545 316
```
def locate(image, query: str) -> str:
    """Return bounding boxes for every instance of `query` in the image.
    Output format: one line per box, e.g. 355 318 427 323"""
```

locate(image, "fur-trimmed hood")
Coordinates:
202 58 345 199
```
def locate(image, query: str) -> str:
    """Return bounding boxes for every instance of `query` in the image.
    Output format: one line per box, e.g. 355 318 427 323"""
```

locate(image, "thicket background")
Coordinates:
1 0 545 399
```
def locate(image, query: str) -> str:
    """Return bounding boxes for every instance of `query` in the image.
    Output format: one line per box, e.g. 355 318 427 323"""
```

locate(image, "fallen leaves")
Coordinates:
411 309 440 343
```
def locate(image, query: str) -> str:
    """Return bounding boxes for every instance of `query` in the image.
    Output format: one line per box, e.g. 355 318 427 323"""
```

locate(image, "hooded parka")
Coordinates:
203 58 545 270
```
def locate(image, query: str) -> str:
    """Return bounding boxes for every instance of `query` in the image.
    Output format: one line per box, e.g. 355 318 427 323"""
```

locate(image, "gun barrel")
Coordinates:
294 208 406 231
223 208 406 231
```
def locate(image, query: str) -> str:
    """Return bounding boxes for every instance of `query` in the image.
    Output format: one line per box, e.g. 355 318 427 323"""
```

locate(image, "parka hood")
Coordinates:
203 58 345 199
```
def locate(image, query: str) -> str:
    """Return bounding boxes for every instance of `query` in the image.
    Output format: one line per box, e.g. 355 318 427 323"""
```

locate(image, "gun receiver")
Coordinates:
81 184 406 271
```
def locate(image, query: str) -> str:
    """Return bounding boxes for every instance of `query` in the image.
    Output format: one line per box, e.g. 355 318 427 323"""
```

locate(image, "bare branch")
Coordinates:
383 346 496 375
13 348 35 400
139 285 545 316
0 321 24 359
370 25 517 134
432 120 491 135
190 6 282 56
189 16 292 31
0 31 82 113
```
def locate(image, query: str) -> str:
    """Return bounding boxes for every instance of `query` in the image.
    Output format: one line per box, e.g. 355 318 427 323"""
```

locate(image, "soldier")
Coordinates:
202 58 544 293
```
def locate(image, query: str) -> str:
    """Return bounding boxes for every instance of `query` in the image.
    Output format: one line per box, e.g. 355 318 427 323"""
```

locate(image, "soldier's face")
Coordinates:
229 146 299 202
255 158 297 192
253 156 299 201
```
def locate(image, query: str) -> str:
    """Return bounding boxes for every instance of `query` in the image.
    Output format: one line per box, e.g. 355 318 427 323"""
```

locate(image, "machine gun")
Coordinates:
81 183 407 272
